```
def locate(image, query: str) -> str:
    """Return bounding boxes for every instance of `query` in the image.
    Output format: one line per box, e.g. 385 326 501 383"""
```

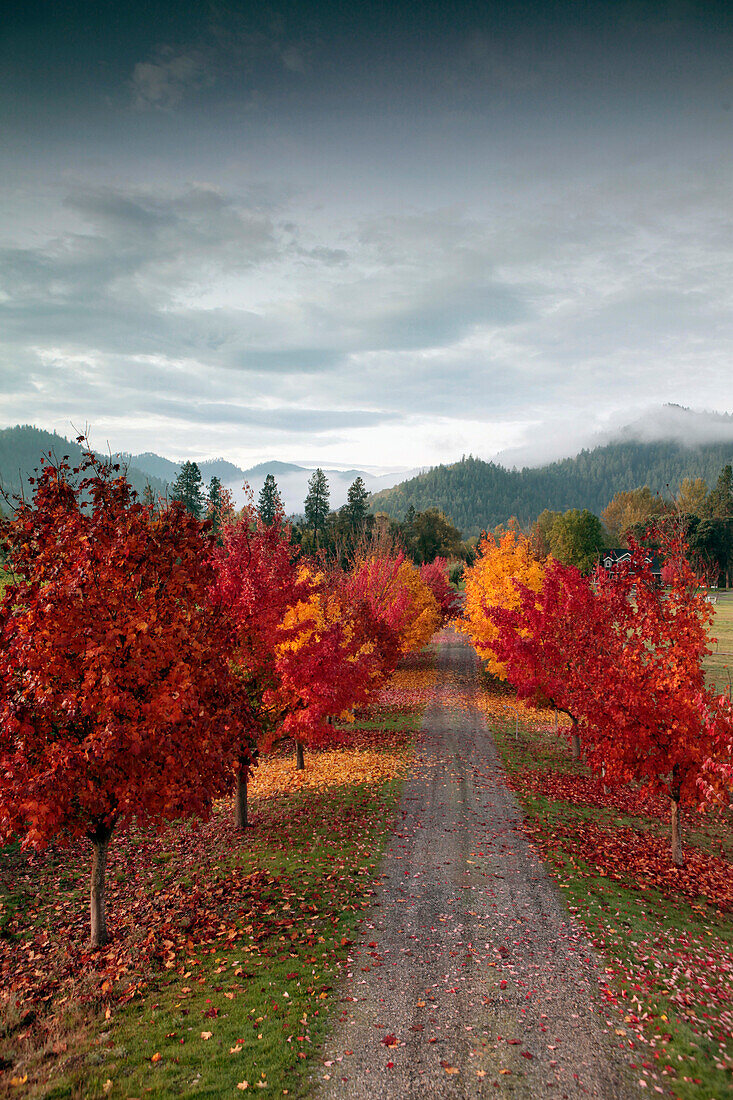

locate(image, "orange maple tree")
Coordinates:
0 449 241 945
461 529 546 680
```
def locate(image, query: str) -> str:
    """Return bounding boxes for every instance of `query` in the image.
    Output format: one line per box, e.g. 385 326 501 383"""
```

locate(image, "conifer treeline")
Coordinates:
371 441 733 535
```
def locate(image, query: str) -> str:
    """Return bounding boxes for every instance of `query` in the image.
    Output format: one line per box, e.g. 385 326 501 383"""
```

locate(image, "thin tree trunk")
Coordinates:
671 799 684 866
295 742 305 770
571 718 581 761
234 769 249 830
90 828 112 948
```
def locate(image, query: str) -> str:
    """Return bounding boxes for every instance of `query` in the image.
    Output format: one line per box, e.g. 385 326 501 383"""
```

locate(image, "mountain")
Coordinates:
126 454 419 514
0 426 168 507
371 439 733 537
0 428 415 516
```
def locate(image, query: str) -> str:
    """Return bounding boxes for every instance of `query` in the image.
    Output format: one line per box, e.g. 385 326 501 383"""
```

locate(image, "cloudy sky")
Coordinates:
2 0 732 469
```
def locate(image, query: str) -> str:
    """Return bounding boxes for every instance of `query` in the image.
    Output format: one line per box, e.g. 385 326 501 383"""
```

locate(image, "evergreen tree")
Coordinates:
258 473 282 525
170 461 205 519
304 468 330 548
345 476 370 529
206 476 223 540
706 464 733 519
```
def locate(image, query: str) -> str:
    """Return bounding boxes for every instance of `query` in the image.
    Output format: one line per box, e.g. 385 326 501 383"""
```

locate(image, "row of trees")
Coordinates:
599 465 733 587
462 528 732 865
0 447 457 946
480 463 733 583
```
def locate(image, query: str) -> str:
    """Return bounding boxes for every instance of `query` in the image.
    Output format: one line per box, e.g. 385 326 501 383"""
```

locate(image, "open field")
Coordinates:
705 590 733 698
0 653 436 1098
480 680 733 1100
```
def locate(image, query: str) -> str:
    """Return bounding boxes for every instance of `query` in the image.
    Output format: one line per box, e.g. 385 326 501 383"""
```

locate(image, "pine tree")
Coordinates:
345 477 370 529
707 465 733 519
170 461 205 519
207 476 223 540
304 468 330 548
258 473 282 525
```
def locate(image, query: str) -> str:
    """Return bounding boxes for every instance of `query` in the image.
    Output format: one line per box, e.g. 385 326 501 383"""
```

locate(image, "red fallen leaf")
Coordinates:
382 1034 398 1047
285 973 298 980
499 980 507 989
386 1061 394 1069
204 1007 219 1018
368 942 378 948
507 1039 521 1045
521 1051 533 1059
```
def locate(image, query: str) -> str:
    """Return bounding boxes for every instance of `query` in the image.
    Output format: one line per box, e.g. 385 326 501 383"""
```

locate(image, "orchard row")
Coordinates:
461 527 733 865
0 448 458 946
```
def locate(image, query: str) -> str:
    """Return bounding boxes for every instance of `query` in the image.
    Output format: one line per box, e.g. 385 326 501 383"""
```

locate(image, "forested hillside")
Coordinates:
0 426 168 506
371 441 733 535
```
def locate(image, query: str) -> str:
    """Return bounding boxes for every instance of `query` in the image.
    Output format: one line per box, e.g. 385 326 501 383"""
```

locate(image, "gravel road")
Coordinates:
313 628 638 1099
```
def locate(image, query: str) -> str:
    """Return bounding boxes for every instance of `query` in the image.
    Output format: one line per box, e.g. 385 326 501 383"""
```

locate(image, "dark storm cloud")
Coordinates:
2 1 733 464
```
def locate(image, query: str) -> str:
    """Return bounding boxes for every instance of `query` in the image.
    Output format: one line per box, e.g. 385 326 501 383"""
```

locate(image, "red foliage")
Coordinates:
491 536 729 811
419 557 461 622
488 557 614 745
581 537 722 812
210 508 379 758
520 810 733 911
210 504 312 755
0 449 238 849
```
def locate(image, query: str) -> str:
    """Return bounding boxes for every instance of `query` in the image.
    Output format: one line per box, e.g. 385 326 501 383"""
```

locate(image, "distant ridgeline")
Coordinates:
370 441 733 537
0 426 168 507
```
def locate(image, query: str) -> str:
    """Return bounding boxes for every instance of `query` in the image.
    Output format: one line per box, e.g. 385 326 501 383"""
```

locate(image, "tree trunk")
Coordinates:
571 718 581 761
90 828 112 948
671 799 684 866
234 769 249 830
295 742 305 770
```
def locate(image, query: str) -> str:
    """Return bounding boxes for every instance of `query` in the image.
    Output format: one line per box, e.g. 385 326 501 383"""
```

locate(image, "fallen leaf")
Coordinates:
201 1031 213 1040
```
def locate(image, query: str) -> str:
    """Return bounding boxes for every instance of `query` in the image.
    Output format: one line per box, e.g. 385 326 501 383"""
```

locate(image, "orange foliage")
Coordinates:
461 529 547 680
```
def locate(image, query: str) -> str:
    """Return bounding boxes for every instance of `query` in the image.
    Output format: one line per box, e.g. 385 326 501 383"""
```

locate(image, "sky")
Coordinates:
1 0 732 470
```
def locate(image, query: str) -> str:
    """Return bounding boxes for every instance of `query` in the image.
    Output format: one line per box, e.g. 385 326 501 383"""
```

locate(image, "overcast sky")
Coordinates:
1 0 732 469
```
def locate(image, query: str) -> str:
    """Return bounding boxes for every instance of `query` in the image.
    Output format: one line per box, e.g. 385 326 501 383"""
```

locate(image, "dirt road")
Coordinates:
314 628 637 1099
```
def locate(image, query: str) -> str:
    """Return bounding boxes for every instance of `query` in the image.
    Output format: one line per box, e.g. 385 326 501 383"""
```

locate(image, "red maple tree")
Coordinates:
0 448 241 945
419 557 461 622
491 536 724 865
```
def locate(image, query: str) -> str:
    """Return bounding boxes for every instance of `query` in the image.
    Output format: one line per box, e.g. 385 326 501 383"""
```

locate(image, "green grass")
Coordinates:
484 690 733 1100
73 783 402 1100
1 692 428 1099
705 590 733 697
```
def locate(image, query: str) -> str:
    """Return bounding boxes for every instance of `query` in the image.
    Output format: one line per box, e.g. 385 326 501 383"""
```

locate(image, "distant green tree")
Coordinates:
258 474 282 525
345 476 370 529
532 509 561 558
206 476 223 541
403 507 463 565
304 468 330 549
170 461 205 519
676 477 708 516
548 509 605 574
706 464 733 519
